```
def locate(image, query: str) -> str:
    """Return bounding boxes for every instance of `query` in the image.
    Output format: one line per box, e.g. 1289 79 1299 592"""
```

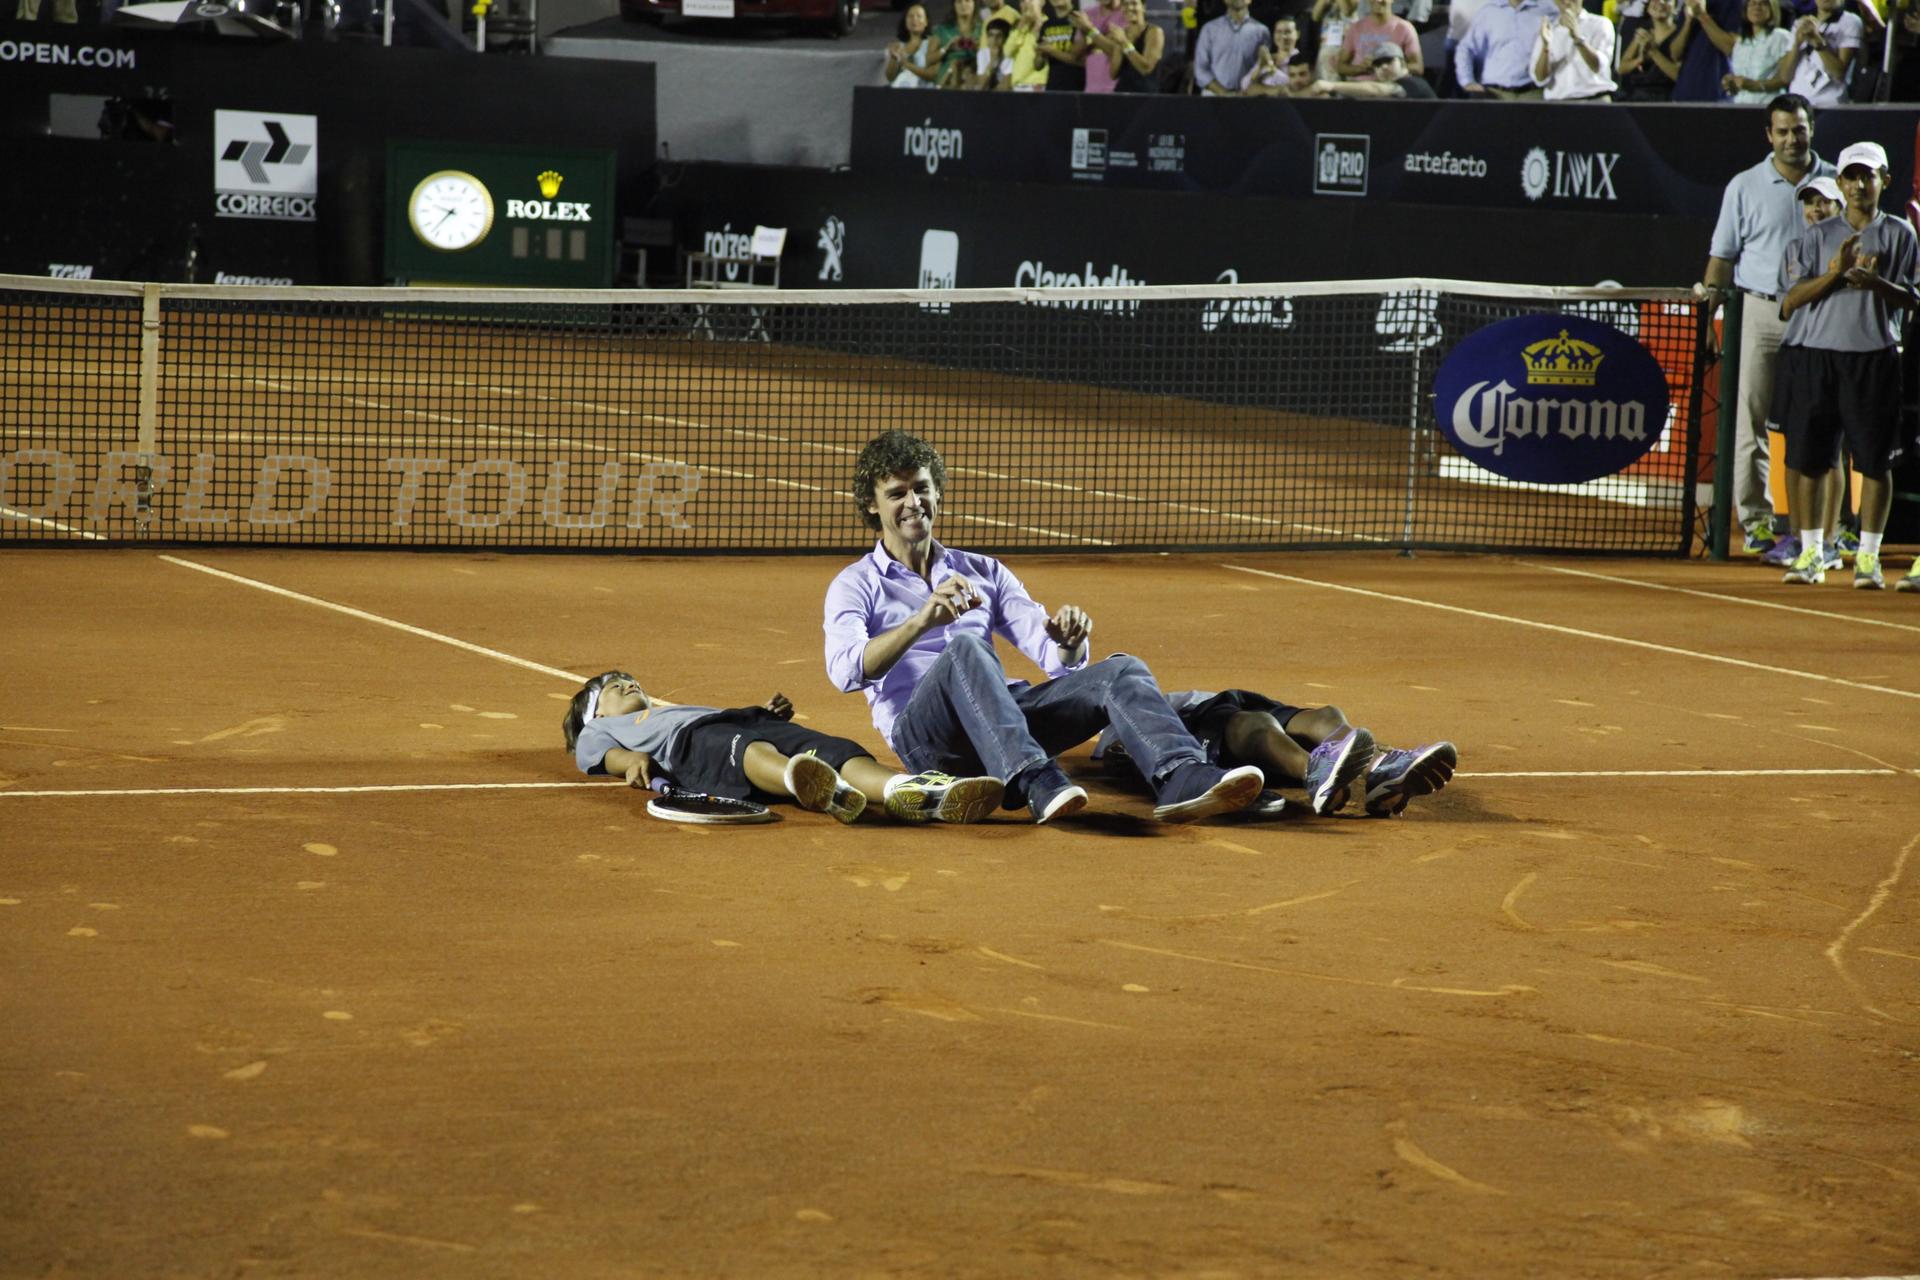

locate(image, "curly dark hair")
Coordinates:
851 431 947 532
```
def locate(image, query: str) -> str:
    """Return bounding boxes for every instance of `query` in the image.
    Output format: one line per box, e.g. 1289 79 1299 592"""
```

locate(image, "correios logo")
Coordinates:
1433 315 1669 485
213 109 317 222
903 119 964 175
1521 146 1621 202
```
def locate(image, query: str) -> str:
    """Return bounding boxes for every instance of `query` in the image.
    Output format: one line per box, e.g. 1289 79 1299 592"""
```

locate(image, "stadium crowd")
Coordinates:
883 0 1920 98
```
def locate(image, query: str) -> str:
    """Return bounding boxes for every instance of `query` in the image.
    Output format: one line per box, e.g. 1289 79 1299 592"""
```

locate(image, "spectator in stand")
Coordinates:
1095 0 1167 88
1532 0 1618 97
1034 0 1091 88
1337 0 1423 76
1892 2 1920 99
1243 13 1304 86
1004 0 1053 86
969 18 1017 87
1194 0 1274 91
1288 47 1334 87
1311 0 1364 79
1667 0 1740 99
1616 0 1696 100
1695 0 1795 101
1455 0 1557 95
887 3 944 86
1318 42 1441 89
1441 0 1494 91
930 0 987 85
1070 0 1132 90
1779 0 1863 103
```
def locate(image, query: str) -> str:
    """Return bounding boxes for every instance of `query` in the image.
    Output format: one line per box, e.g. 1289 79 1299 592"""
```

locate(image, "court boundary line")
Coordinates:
0 782 605 798
157 555 589 684
1222 564 1920 703
1525 563 1920 635
0 768 1901 800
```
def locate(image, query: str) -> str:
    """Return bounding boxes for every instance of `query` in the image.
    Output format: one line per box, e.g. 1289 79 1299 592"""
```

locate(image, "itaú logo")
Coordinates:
1448 379 1650 457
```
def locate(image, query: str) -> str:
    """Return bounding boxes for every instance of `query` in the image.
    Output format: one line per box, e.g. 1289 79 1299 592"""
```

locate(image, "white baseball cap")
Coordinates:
1835 141 1889 175
1798 175 1842 202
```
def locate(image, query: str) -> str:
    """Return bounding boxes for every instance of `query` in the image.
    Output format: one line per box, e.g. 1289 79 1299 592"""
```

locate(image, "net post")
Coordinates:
1399 342 1422 556
134 283 164 527
1708 295 1741 561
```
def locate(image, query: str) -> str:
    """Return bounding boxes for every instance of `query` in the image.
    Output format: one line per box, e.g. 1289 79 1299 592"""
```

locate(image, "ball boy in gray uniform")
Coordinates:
1773 141 1919 591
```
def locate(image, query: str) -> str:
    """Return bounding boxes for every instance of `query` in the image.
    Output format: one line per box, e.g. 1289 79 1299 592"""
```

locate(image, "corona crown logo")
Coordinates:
1521 329 1604 387
537 170 563 199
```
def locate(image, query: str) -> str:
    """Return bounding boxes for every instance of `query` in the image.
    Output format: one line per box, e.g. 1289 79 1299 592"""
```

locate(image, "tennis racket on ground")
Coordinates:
644 784 777 825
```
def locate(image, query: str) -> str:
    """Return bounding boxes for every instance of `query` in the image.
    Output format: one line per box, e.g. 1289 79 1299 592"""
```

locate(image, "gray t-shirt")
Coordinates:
1709 153 1837 295
574 703 724 776
1778 211 1918 352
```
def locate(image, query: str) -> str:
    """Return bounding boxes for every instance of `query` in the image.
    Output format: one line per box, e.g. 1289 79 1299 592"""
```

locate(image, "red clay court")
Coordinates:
3 545 1916 1278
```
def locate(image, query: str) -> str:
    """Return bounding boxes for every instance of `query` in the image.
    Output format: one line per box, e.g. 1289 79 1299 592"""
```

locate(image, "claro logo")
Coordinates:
903 119 964 175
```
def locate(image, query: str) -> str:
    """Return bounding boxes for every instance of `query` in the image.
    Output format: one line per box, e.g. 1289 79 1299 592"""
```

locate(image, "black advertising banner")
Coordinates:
0 26 654 284
854 89 1917 220
660 161 1719 291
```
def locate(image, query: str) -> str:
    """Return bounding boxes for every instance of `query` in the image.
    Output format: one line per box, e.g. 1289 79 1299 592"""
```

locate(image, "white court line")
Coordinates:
1465 768 1900 778
158 556 588 685
1 770 1902 800
1529 563 1920 635
1 505 106 540
1224 564 1920 703
0 782 602 799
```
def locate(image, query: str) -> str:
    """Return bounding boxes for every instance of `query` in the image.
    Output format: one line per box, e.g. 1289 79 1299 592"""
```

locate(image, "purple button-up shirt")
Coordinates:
823 540 1087 751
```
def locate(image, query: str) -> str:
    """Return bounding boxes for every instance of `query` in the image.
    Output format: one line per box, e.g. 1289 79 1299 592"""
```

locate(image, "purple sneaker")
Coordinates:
1151 763 1264 823
1362 742 1459 817
1303 726 1374 815
1760 533 1802 568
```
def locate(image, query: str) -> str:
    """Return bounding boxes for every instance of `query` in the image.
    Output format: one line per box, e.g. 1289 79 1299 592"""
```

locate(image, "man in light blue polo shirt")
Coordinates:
1453 0 1555 97
1698 92 1836 557
1193 0 1271 95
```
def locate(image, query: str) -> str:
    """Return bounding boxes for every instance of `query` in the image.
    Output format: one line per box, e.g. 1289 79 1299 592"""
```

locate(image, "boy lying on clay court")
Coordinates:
1096 688 1457 818
562 670 1002 824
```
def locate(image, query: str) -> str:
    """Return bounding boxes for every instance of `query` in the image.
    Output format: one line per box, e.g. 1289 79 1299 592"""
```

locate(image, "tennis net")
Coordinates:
0 274 1709 555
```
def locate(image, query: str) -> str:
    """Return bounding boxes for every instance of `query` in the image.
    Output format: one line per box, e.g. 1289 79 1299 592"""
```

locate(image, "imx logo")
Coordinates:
1313 134 1369 197
1521 146 1621 202
213 110 316 221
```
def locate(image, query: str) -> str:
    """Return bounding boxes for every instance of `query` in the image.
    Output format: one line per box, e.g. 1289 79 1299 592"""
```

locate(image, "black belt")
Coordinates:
1744 289 1780 302
1485 82 1537 91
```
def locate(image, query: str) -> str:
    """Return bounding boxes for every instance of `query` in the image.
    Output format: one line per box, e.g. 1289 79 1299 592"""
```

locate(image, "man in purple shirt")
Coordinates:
822 431 1266 825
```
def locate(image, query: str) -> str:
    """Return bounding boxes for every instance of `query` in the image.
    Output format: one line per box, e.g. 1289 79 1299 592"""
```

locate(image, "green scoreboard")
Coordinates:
385 141 617 286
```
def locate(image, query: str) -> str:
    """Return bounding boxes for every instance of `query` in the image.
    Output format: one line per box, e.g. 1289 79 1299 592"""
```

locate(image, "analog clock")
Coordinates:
407 170 495 252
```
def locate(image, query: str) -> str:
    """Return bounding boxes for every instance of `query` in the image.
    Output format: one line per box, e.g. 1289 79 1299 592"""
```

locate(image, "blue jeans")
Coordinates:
890 634 1207 801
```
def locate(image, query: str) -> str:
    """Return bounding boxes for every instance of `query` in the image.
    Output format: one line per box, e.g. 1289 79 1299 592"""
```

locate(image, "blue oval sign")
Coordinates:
1432 314 1671 486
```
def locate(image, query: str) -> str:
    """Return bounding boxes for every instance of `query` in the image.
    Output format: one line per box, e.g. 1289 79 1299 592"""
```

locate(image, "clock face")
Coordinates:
408 170 494 252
